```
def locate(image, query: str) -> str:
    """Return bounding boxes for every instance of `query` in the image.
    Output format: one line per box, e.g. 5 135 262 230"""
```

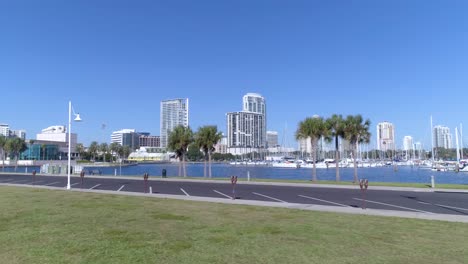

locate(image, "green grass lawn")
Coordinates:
0 187 467 263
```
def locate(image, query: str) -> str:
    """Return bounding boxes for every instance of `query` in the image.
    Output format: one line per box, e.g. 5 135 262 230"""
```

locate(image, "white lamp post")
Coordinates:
67 101 82 190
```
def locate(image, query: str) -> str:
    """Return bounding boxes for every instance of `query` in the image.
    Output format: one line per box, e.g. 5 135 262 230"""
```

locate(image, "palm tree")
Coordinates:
6 138 27 171
327 114 345 182
168 125 194 177
75 143 85 161
88 141 99 162
0 135 6 171
28 140 35 161
195 126 222 178
295 116 331 181
343 114 371 183
41 144 46 160
122 146 131 160
99 143 109 162
109 142 121 162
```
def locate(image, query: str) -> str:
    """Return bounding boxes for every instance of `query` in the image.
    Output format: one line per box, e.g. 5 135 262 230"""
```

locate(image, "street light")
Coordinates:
67 101 82 190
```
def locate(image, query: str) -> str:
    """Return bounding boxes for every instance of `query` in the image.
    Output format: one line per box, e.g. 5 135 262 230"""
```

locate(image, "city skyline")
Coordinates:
1 2 468 148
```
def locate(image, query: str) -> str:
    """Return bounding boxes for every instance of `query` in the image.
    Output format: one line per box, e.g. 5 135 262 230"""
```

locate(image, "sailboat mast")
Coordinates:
455 127 460 162
430 116 435 162
460 123 464 159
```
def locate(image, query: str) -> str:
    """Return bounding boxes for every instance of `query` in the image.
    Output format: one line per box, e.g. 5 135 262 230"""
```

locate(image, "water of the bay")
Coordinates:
2 163 467 185
88 163 468 185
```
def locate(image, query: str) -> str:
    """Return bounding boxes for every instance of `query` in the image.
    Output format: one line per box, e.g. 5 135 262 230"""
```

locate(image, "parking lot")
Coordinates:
1 173 468 216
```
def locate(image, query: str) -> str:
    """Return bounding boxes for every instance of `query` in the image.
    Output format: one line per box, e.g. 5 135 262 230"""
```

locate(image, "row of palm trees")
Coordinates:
295 114 371 183
167 125 222 178
76 142 132 162
0 135 27 171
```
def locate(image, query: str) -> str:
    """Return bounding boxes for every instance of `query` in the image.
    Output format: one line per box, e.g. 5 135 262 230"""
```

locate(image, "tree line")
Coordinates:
76 142 132 162
0 135 27 171
166 114 372 183
167 125 222 178
296 114 371 183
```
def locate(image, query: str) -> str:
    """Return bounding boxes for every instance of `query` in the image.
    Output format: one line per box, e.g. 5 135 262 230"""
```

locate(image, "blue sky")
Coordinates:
1 0 467 149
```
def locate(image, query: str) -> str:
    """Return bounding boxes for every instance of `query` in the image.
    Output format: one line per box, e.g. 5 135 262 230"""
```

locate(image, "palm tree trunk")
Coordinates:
1 150 4 171
178 157 182 177
353 143 358 183
311 139 317 182
14 154 18 172
335 135 340 182
208 151 212 178
204 153 207 177
183 154 187 177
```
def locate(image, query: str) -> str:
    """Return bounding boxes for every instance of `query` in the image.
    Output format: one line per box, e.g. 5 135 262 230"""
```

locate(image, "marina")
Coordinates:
2 162 467 185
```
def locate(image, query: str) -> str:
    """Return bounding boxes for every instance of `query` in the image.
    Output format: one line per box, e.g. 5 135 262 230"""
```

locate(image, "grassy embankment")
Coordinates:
0 186 467 264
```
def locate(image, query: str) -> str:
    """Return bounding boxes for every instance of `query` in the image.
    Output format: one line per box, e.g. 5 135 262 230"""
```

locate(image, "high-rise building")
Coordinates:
0 124 10 137
11 130 26 140
226 112 266 154
111 129 140 150
403 136 413 151
377 122 395 151
414 142 423 159
160 98 189 148
243 93 266 114
227 93 266 155
433 125 452 149
266 131 278 148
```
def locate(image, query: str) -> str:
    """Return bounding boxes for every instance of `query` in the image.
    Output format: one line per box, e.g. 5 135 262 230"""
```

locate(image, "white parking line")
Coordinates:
11 180 28 183
298 195 349 207
0 179 15 183
89 184 101 190
70 182 80 187
117 185 125 191
252 192 287 203
180 188 190 196
418 201 431 205
213 190 232 199
353 198 433 214
44 181 60 186
434 203 468 212
30 180 44 184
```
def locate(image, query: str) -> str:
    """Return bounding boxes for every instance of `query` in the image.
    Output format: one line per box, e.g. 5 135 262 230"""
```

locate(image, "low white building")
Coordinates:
127 147 169 162
36 125 78 158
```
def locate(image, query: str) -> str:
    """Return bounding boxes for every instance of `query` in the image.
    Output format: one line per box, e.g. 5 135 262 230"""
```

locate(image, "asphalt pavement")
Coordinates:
1 173 468 222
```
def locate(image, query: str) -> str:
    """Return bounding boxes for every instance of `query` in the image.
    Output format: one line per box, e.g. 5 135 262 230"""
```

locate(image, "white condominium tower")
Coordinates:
433 125 452 149
0 124 10 137
403 136 413 151
160 98 189 148
377 121 395 151
266 131 279 148
227 93 266 155
243 93 266 114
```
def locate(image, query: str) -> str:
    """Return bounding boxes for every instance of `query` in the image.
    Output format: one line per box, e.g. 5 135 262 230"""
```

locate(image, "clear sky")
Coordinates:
1 1 467 149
